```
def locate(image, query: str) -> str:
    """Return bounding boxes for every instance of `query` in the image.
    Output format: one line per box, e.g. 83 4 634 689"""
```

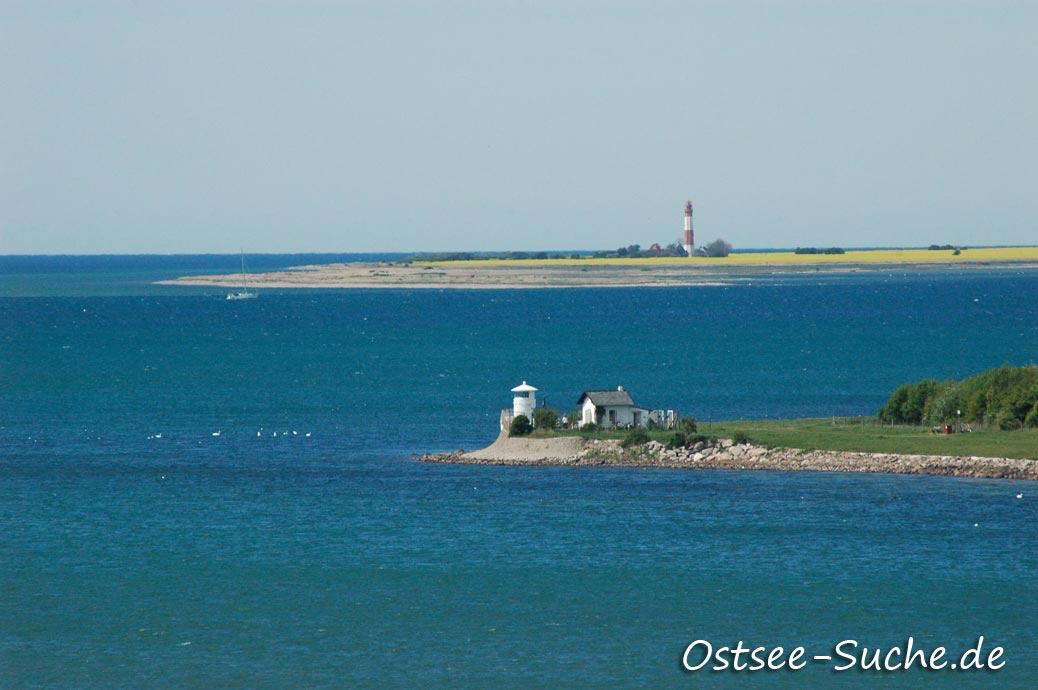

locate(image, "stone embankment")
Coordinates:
420 437 1038 481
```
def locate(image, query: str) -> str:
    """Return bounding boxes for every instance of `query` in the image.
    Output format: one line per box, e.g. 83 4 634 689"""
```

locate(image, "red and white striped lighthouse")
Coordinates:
682 200 694 256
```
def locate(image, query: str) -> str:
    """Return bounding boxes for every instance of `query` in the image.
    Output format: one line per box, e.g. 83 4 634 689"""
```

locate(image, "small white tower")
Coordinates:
511 381 537 421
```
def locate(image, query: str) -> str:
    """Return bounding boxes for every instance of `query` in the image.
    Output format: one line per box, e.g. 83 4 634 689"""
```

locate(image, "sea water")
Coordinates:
1 257 1036 688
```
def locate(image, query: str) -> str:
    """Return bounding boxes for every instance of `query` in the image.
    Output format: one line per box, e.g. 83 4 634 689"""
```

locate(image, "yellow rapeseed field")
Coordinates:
421 246 1038 267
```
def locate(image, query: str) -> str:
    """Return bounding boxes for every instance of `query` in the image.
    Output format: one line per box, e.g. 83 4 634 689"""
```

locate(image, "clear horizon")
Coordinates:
3 1 1036 254
2 242 1038 258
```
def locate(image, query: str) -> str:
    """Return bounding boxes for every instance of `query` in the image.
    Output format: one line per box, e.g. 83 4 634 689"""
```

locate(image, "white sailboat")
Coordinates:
226 251 258 300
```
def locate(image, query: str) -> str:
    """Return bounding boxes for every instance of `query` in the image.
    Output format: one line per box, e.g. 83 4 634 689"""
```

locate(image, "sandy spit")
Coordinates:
158 259 1038 291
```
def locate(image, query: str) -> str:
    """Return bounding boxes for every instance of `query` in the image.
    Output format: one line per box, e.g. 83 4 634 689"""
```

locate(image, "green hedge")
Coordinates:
878 365 1038 428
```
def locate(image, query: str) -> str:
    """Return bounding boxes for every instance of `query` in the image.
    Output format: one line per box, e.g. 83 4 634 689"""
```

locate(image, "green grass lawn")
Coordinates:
541 418 1038 460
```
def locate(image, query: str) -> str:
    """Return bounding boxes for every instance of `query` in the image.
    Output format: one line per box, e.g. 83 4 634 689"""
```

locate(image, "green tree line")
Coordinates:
877 365 1038 429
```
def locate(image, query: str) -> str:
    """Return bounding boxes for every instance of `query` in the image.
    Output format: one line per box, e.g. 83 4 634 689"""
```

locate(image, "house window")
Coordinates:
609 409 616 424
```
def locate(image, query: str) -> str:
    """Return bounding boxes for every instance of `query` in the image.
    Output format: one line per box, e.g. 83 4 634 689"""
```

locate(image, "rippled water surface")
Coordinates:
2 258 1036 687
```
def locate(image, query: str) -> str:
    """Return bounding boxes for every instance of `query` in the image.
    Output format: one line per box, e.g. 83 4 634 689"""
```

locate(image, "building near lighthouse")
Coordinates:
578 386 647 428
501 381 679 432
682 200 695 256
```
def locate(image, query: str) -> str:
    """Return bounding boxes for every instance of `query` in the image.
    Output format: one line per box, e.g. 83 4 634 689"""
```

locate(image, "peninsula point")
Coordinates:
163 246 1038 290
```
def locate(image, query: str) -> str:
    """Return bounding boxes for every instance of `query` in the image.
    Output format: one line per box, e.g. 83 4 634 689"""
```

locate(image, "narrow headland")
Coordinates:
162 246 1038 290
422 369 1038 481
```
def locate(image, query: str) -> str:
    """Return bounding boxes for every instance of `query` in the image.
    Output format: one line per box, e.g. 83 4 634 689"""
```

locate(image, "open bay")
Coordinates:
2 256 1036 687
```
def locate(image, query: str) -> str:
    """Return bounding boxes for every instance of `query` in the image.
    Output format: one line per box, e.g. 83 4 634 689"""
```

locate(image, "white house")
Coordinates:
577 386 652 429
511 381 537 421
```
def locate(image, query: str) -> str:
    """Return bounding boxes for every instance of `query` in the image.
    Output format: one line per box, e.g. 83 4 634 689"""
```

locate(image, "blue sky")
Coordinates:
2 1 1035 254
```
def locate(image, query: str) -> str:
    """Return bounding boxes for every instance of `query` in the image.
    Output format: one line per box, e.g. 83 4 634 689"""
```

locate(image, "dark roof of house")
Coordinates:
577 389 636 407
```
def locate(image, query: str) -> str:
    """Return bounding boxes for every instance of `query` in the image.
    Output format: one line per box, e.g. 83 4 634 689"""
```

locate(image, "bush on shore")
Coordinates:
509 414 533 436
732 430 752 445
666 432 687 449
677 417 698 434
533 407 559 430
667 432 717 449
621 428 651 448
877 365 1038 428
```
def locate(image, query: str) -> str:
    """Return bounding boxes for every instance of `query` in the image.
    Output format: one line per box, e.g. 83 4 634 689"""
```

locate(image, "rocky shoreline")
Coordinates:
420 437 1038 481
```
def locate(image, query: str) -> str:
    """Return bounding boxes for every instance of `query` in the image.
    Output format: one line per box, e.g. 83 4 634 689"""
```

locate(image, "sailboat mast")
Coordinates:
240 250 247 290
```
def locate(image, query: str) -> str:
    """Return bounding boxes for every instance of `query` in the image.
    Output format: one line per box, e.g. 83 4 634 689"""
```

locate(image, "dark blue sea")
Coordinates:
2 255 1037 688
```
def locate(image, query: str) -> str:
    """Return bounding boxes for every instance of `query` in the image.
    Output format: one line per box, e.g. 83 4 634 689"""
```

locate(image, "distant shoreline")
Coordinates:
160 248 1038 290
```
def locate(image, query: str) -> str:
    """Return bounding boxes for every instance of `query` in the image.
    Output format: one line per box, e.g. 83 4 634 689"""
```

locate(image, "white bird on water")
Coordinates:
1017 493 1024 499
212 431 221 437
